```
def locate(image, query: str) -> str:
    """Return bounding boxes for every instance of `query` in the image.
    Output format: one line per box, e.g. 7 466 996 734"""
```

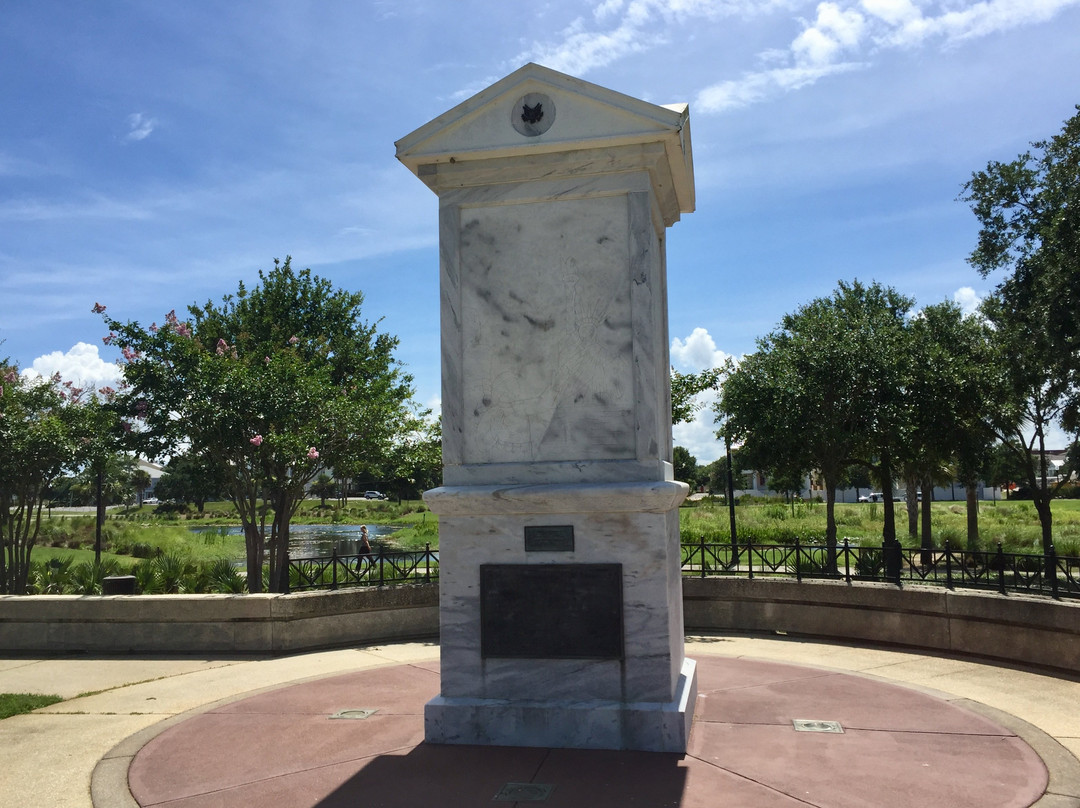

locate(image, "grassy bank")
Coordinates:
680 497 1080 556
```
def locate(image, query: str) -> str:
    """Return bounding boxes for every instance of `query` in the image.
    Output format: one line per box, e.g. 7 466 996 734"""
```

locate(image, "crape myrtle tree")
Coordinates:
0 364 99 593
719 281 913 572
100 258 414 592
962 105 1080 554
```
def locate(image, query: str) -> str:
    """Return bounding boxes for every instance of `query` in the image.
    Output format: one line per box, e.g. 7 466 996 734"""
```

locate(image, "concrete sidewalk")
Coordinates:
2 634 1079 807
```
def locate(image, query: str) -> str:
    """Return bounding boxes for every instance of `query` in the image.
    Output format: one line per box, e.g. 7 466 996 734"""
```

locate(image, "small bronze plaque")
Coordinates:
524 525 574 552
480 564 623 660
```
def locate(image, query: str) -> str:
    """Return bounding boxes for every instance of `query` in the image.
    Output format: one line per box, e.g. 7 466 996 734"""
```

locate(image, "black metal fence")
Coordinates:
285 538 1079 601
681 537 1080 599
287 544 438 592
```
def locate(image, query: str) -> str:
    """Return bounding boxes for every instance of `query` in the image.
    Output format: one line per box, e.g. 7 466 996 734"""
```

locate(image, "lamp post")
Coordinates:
725 434 738 565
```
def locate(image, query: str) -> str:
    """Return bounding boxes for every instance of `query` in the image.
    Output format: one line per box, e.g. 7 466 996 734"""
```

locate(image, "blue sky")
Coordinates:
3 0 1079 462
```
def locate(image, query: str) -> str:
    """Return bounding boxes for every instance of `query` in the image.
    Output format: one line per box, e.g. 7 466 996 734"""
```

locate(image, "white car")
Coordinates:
857 492 884 503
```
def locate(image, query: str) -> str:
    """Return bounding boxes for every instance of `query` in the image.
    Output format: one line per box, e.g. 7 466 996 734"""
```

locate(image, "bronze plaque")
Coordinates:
524 525 574 552
480 564 623 660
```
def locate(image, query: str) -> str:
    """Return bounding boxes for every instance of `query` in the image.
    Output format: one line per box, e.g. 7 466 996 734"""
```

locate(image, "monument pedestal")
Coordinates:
423 480 693 752
398 64 698 753
425 658 697 752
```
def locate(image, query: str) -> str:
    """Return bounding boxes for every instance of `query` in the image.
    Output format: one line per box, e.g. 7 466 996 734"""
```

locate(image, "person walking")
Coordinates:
358 525 373 574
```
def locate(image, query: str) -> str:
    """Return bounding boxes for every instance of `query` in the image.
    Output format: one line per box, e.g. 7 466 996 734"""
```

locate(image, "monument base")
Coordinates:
424 658 697 753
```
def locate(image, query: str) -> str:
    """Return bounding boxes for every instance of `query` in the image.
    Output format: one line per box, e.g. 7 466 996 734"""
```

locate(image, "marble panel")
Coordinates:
458 195 634 466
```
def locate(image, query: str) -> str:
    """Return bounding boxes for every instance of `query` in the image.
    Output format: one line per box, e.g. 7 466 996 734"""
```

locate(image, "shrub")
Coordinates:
854 547 883 578
208 558 246 593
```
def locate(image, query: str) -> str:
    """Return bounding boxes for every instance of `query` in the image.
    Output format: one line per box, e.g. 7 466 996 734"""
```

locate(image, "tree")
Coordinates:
719 281 912 571
0 365 80 594
101 258 414 592
131 468 152 504
381 410 441 501
673 446 700 488
154 451 227 512
671 367 723 426
309 474 338 507
962 106 1080 554
904 302 1000 555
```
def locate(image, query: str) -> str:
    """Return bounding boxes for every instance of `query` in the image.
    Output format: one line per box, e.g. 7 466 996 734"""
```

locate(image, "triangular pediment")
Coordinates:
396 63 693 214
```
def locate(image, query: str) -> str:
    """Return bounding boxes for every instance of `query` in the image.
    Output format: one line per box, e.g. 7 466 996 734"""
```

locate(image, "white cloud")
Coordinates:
861 0 920 27
23 342 122 390
792 2 867 66
696 62 861 112
0 193 154 222
514 0 797 77
673 402 724 463
953 286 983 315
124 112 157 142
594 0 625 20
671 327 730 462
880 0 1080 48
696 0 1080 112
671 327 730 370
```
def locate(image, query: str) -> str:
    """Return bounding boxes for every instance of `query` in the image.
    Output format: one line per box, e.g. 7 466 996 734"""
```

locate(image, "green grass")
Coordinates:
0 693 63 720
34 516 246 565
680 497 1080 554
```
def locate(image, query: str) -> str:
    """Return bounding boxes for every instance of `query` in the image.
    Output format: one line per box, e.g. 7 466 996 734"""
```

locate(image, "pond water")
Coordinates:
190 523 396 559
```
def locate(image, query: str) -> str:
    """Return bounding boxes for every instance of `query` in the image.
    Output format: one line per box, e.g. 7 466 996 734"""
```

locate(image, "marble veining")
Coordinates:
458 195 634 465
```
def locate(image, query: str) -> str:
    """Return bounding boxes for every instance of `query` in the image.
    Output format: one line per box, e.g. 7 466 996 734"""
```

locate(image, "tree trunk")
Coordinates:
919 474 933 565
905 476 919 540
880 451 896 545
267 492 292 593
244 523 263 593
95 468 105 566
965 482 980 550
1034 493 1054 556
825 482 838 574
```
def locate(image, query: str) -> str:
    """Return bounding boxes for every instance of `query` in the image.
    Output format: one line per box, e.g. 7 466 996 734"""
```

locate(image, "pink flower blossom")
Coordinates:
288 335 299 345
176 323 192 338
3 369 16 383
150 322 158 333
98 386 116 401
216 338 228 356
102 332 116 345
165 309 178 325
250 434 263 446
121 346 140 362
121 421 132 433
92 302 107 314
264 356 271 364
307 447 319 460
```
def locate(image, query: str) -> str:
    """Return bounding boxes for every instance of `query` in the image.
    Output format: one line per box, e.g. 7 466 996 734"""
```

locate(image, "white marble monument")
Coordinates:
396 63 696 753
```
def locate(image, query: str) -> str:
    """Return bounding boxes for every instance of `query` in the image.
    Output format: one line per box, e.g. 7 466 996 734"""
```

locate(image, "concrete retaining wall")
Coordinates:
683 578 1080 674
0 584 439 654
3 579 1078 672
